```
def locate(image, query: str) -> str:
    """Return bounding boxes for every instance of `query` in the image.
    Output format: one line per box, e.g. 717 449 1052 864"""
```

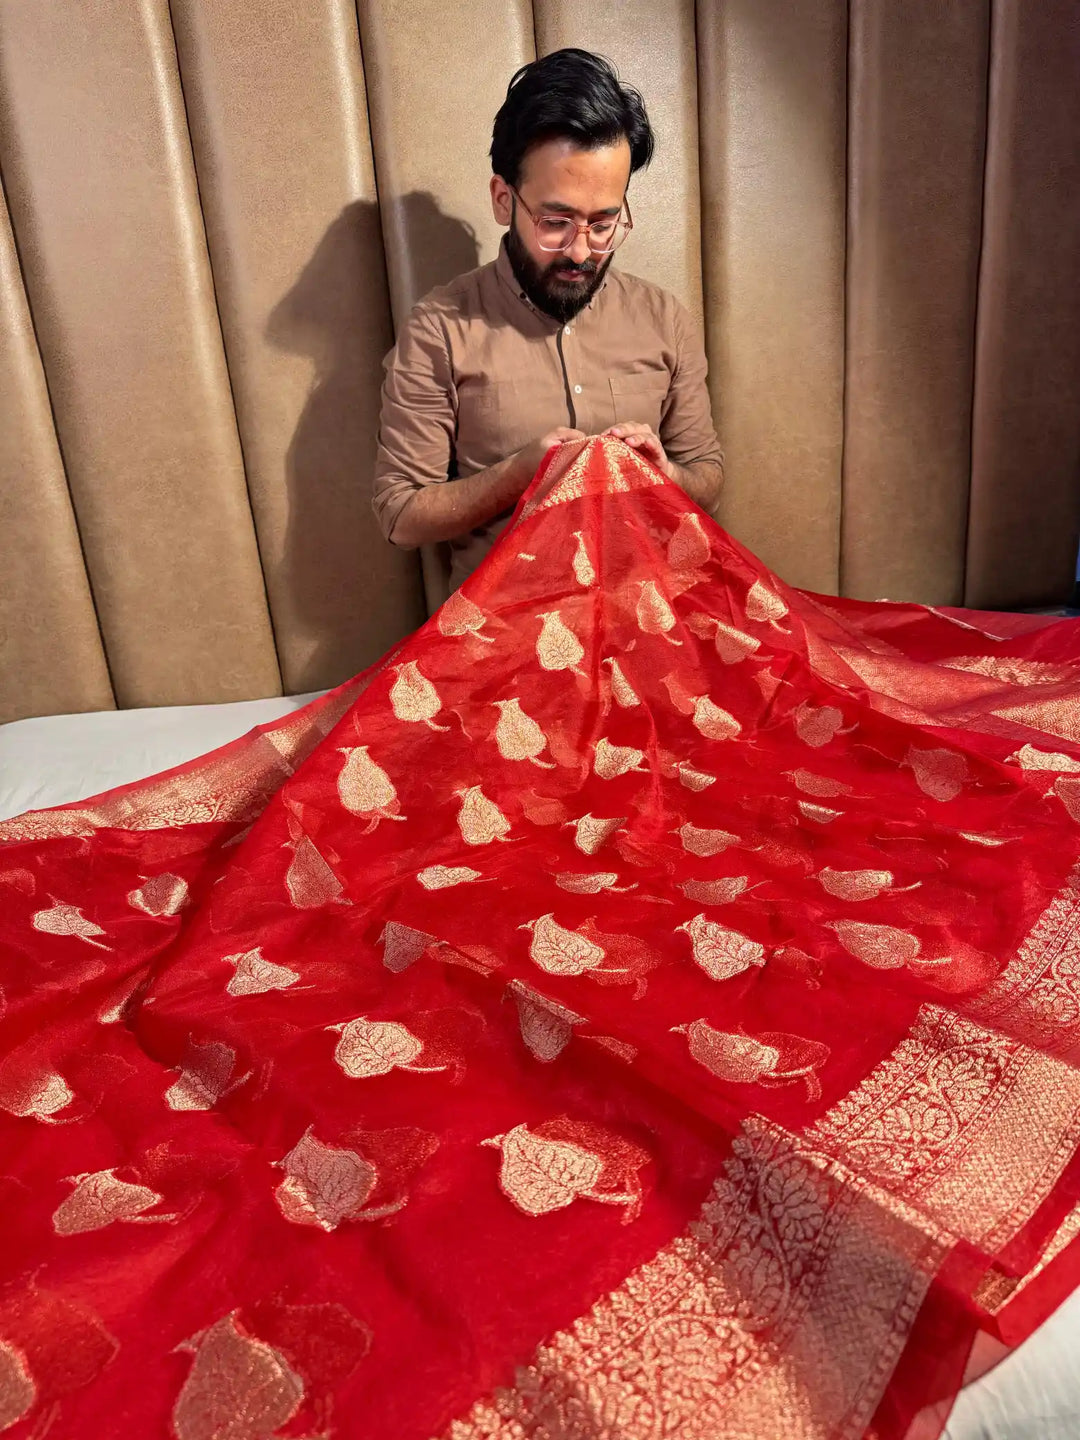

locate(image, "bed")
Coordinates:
1 696 1078 1438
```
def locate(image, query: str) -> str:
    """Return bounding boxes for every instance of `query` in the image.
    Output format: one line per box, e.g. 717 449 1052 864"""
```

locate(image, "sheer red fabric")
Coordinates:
3 436 1080 1440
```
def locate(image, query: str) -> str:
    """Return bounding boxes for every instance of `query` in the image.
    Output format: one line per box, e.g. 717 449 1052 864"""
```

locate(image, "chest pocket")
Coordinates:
457 377 560 466
609 372 671 432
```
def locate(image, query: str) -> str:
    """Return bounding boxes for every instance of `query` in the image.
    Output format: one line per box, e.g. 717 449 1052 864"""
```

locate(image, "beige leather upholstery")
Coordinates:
0 2 1077 723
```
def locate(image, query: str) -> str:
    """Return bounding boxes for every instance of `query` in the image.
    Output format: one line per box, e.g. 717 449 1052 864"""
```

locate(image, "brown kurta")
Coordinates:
373 241 723 587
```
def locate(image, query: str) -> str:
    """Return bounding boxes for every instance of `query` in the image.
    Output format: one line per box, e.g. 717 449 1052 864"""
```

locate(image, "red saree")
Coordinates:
3 436 1080 1440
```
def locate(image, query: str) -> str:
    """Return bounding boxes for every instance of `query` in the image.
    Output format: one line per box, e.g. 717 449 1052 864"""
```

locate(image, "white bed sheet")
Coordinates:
1 697 1078 1436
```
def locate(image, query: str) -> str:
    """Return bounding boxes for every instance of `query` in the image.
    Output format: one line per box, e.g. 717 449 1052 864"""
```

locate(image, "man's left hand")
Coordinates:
601 423 674 480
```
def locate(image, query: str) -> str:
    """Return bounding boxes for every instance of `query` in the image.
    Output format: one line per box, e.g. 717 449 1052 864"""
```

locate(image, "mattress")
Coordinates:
1 696 1078 1437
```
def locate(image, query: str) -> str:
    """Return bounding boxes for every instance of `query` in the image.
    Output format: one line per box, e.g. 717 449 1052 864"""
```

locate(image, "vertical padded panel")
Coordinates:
357 0 534 610
169 0 426 695
356 0 534 326
842 1 989 605
0 1 280 708
533 0 703 327
966 0 1080 609
697 1 847 591
0 181 114 723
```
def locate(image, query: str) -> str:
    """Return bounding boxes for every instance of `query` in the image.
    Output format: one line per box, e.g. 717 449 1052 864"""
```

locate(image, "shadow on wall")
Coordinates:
265 193 479 691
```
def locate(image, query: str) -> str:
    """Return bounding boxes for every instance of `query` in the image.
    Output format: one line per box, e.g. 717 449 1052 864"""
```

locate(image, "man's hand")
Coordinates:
602 422 674 479
515 427 587 483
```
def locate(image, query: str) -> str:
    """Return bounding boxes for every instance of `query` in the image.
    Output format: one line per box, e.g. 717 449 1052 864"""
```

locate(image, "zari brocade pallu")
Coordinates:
3 436 1080 1440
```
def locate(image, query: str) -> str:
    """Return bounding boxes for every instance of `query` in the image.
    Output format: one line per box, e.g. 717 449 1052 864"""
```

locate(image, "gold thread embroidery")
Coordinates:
493 699 555 768
416 866 481 890
679 877 749 905
787 770 853 798
592 738 648 779
828 920 921 969
389 661 450 730
173 1314 305 1440
223 947 299 997
554 872 635 895
457 786 512 845
165 1038 241 1111
380 920 437 972
794 704 845 748
520 914 606 976
676 914 765 981
603 657 641 707
437 590 494 643
636 581 681 645
30 902 110 950
571 531 596 587
52 1169 165 1236
745 580 789 627
481 1121 646 1220
818 868 901 902
336 746 405 827
904 746 967 802
690 696 741 741
1007 743 1080 773
677 823 740 857
328 1017 447 1079
667 512 710 570
508 981 586 1063
284 827 345 909
536 611 586 673
676 761 716 791
0 1341 35 1430
127 873 189 917
798 801 842 824
569 813 625 855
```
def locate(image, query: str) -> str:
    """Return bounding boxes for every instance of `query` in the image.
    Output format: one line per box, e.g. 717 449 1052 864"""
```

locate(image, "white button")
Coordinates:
564 325 573 336
573 384 582 394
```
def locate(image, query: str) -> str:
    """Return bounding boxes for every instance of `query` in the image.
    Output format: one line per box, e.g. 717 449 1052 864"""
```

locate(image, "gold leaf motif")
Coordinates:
679 877 749 905
713 619 761 664
958 831 1012 847
635 582 681 644
1007 743 1080 772
173 1314 305 1440
572 531 596 587
520 914 606 976
536 611 585 672
676 913 765 981
1055 776 1080 823
0 1340 35 1430
416 865 481 890
330 1016 444 1078
0 1070 75 1121
797 801 842 823
31 902 110 950
905 746 967 802
127 873 189 917
691 696 741 741
53 1168 164 1235
786 769 853 798
593 738 648 779
508 982 586 1063
337 746 403 821
457 786 511 845
794 704 845 748
165 1038 238 1111
390 661 450 730
570 813 625 855
588 1036 638 1063
676 1019 780 1081
554 872 634 894
285 834 344 908
667 512 710 570
493 698 555 768
818 867 895 902
829 920 921 969
274 1131 376 1231
745 580 789 627
224 947 299 997
603 657 640 708
380 920 437 972
481 1125 603 1216
676 761 716 791
437 589 494 643
676 822 740 857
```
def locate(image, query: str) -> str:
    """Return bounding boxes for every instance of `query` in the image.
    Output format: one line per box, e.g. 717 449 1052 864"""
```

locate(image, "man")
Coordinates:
372 48 724 589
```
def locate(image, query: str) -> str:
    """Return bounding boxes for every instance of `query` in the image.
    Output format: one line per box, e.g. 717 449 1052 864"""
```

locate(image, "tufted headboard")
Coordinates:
1 0 1078 724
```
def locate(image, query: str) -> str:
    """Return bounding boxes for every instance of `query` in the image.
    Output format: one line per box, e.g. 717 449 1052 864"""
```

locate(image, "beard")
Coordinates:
505 212 613 324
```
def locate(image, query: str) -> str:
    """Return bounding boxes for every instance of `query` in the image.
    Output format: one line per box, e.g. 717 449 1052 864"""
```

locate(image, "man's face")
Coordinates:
491 137 631 324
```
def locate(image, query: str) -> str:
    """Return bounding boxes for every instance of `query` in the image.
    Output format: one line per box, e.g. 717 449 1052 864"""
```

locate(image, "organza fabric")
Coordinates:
2 436 1080 1440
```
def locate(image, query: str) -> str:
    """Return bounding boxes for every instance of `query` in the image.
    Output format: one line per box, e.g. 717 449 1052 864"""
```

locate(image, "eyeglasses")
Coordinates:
510 187 633 254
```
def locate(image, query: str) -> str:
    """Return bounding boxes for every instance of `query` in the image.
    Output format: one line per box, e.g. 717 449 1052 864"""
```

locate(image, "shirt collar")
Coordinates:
494 237 609 323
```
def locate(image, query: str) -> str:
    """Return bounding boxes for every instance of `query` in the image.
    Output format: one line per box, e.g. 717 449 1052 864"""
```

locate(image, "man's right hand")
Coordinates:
513 428 586 487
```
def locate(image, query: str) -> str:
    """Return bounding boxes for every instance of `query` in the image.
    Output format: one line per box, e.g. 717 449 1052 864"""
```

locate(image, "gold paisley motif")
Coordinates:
437 589 494 643
904 746 967 802
389 661 450 730
713 618 761 664
223 947 299 997
571 531 596 587
127 873 189 917
165 1038 239 1111
536 611 585 672
520 914 606 976
416 865 481 890
0 1069 75 1122
676 761 716 791
31 901 110 950
745 580 788 627
603 657 641 707
679 877 749 905
554 872 635 895
593 738 648 779
457 786 511 845
508 981 586 1063
676 822 740 857
786 770 853 798
0 1341 35 1430
828 920 921 969
1008 743 1080 773
569 813 625 855
667 512 710 570
817 867 898 902
690 696 741 741
493 698 555 768
1055 776 1080 823
676 913 765 981
337 746 404 823
53 1169 165 1235
636 581 681 644
173 1314 305 1440
329 1017 446 1079
480 1126 603 1217
380 920 437 972
794 704 845 748
674 1020 780 1081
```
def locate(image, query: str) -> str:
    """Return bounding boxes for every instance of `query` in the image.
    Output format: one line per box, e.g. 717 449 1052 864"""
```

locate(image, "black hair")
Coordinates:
490 48 654 189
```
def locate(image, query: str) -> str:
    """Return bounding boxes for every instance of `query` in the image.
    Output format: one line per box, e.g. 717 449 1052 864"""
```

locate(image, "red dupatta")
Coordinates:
2 435 1080 1440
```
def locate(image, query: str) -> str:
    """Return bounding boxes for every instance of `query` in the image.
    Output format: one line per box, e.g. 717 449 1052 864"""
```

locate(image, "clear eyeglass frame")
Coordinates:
510 187 634 254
